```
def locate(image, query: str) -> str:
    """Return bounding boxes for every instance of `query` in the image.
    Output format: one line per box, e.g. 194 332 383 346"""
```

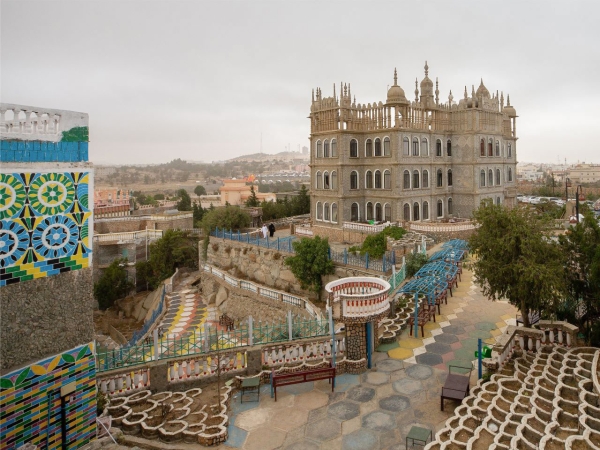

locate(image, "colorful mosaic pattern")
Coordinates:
0 140 89 163
0 171 91 286
0 342 96 450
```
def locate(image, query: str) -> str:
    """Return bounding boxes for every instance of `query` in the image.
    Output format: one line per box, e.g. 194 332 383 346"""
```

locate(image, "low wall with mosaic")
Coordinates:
0 342 97 450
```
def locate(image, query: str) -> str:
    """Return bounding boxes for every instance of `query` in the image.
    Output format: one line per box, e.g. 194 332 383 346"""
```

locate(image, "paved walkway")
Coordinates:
213 266 518 450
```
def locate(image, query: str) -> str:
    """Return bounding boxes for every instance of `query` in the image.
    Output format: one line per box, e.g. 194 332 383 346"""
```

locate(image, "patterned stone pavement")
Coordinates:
215 267 518 450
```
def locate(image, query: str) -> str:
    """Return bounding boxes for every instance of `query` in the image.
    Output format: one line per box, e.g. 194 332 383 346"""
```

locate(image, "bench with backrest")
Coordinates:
441 364 473 411
272 366 335 401
219 314 235 331
516 311 540 326
409 304 436 338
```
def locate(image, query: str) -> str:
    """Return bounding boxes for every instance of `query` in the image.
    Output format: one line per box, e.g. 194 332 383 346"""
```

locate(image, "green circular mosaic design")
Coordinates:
28 173 75 216
0 173 26 220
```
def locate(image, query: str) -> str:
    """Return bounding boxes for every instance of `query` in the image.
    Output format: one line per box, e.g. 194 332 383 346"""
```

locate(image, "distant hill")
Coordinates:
229 151 308 162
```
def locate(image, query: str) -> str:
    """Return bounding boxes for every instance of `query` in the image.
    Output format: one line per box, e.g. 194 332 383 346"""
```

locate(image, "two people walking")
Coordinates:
261 223 276 238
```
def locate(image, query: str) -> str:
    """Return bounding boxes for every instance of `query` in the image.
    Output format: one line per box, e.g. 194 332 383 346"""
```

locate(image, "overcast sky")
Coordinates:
2 0 599 165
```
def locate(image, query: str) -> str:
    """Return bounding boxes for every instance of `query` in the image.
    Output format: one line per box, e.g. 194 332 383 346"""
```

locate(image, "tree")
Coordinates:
558 211 600 345
136 230 198 290
200 205 252 234
285 236 335 300
176 189 192 211
194 185 207 196
94 259 134 310
406 252 429 278
293 185 310 215
192 201 204 227
245 185 260 207
468 202 567 327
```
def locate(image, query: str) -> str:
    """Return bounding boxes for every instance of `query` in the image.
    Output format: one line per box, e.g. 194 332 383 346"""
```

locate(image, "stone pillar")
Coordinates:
148 361 169 393
345 322 367 361
246 347 263 375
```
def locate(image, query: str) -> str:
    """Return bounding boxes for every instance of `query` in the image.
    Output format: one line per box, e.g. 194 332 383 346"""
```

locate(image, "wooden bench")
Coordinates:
516 311 540 326
409 305 436 337
441 364 473 411
219 314 235 331
272 367 335 401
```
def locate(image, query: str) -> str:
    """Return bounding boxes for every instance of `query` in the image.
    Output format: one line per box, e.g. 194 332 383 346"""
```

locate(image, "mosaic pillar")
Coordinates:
345 322 367 361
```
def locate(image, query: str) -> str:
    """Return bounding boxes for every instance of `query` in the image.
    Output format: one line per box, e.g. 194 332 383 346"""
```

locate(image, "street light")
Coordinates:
565 177 571 202
576 185 584 223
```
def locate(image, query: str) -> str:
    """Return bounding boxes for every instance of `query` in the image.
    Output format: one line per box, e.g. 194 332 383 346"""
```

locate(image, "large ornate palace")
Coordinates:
309 62 518 227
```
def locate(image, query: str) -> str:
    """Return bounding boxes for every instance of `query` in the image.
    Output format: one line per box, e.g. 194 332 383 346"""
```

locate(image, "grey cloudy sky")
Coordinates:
2 0 599 165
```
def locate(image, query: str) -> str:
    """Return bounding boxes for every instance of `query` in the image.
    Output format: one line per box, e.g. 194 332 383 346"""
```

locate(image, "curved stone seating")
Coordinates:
425 344 600 450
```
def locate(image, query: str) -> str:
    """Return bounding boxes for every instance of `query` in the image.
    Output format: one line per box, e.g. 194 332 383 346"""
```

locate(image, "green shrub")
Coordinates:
354 226 407 259
406 252 429 278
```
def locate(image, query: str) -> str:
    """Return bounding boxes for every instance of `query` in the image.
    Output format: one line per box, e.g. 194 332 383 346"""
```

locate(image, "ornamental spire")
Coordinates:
424 61 429 77
394 68 398 85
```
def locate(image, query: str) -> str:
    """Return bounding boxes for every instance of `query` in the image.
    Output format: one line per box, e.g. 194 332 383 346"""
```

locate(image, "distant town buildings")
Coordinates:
219 179 276 206
567 163 600 184
302 145 309 155
310 63 518 228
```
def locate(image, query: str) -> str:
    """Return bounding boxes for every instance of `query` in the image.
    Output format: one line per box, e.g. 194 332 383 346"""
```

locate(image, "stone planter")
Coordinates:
150 392 172 402
183 423 206 443
141 417 166 439
107 405 132 426
121 412 147 435
197 425 228 446
108 396 128 408
127 389 151 405
159 420 189 443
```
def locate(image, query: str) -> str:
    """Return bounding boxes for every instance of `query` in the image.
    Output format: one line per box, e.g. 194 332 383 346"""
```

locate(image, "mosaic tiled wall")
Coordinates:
0 342 96 450
0 171 91 286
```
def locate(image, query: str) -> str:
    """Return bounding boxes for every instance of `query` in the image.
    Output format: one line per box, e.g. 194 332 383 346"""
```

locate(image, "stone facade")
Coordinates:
345 322 367 361
309 63 518 231
94 213 193 234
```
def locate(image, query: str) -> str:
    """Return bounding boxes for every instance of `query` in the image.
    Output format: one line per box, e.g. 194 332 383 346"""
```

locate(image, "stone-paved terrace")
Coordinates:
203 267 519 450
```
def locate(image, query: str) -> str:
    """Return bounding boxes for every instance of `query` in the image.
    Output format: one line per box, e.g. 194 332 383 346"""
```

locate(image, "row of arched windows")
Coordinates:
402 198 452 221
315 171 337 190
315 139 338 158
365 137 391 157
350 202 392 222
479 138 513 158
347 137 452 158
315 202 338 222
401 169 452 189
479 168 513 187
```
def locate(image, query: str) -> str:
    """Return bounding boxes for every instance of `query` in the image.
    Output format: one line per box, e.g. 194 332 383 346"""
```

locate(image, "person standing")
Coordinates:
269 223 275 237
261 224 268 239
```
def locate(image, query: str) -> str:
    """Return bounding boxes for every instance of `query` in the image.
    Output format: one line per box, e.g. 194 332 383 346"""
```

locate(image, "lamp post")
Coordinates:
565 177 571 202
576 185 584 223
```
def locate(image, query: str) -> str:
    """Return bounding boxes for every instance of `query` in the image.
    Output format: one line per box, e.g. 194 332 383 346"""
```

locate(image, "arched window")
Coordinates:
496 196 501 205
488 169 493 186
316 171 322 189
413 202 420 221
403 203 411 221
366 170 373 189
324 140 330 157
412 137 419 156
508 167 513 181
423 201 429 220
323 171 330 189
448 198 453 215
508 143 512 158
403 137 410 155
323 202 330 221
383 137 390 156
403 170 410 189
422 170 429 188
316 202 322 220
350 171 358 189
374 138 382 156
437 169 443 187
447 140 452 157
436 139 442 157
350 139 358 158
480 170 486 187
317 140 323 158
366 202 373 221
331 203 338 223
447 169 453 186
331 139 337 157
331 171 337 189
351 203 359 222
421 138 428 157
413 170 420 189
384 203 391 222
383 170 391 189
495 140 500 157
365 139 373 157
488 139 493 157
374 170 382 188
437 200 443 217
496 169 501 186
375 203 382 222
480 139 485 157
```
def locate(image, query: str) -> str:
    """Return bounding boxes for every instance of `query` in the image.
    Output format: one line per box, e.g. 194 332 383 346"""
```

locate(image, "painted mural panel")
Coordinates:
0 342 96 450
0 171 91 286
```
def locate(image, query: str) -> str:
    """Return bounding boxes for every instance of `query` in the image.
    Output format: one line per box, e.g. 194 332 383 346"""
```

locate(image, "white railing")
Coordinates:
408 221 479 233
94 229 164 243
295 226 314 236
325 277 391 319
168 350 247 382
98 367 150 395
95 212 193 223
262 337 346 366
342 221 393 233
203 264 323 319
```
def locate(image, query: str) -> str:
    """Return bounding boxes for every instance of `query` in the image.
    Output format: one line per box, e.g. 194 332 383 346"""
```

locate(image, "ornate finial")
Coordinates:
448 90 454 103
424 61 429 77
500 91 504 107
333 83 336 100
312 89 314 102
435 77 439 104
344 83 348 96
507 94 511 106
393 68 398 85
353 95 356 105
472 85 476 97
464 86 468 99
415 78 419 101
348 83 351 99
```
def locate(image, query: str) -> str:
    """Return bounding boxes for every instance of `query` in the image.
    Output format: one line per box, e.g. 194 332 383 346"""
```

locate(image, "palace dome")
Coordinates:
386 68 408 105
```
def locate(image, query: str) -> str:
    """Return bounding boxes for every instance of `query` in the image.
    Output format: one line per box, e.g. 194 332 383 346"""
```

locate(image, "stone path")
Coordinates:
213 266 518 450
